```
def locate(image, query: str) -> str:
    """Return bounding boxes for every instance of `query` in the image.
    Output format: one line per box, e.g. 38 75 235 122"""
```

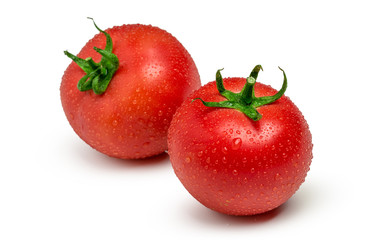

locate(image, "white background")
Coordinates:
1 0 381 239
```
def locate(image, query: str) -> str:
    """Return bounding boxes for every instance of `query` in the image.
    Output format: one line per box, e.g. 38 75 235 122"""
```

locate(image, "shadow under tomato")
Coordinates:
190 183 321 228
72 140 170 169
187 201 286 227
107 151 170 168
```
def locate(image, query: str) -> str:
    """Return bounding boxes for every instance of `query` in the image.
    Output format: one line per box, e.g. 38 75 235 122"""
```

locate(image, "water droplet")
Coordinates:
222 146 228 154
231 138 242 150
274 173 281 180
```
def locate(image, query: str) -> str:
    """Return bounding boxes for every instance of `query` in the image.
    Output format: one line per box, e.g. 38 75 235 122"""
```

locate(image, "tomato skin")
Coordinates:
61 24 200 159
168 78 312 215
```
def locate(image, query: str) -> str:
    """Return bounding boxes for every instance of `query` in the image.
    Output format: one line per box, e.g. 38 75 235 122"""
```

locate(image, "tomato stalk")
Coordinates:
64 18 119 95
193 65 288 121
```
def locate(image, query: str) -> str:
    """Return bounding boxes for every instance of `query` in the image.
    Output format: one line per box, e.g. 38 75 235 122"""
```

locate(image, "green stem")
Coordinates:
193 65 288 121
239 77 256 105
64 18 119 95
249 64 263 80
216 68 225 94
253 67 287 107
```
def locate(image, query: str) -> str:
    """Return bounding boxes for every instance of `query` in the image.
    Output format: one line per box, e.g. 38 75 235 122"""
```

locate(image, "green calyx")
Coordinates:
64 17 119 95
193 65 287 121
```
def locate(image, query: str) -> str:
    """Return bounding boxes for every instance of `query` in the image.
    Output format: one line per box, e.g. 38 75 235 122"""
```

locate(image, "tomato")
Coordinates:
168 66 313 215
61 19 201 159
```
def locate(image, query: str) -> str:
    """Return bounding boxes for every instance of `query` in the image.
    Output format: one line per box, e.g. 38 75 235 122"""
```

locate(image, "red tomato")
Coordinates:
168 66 312 215
61 19 201 159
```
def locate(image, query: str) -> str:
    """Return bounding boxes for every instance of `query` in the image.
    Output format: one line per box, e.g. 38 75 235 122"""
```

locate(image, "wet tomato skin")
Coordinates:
61 24 201 159
168 78 313 215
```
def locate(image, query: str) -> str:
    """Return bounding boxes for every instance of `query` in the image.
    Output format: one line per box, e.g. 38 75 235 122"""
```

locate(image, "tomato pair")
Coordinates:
61 19 312 216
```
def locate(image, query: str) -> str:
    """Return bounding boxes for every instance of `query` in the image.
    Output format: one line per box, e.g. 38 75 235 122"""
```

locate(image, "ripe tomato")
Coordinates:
168 66 313 215
61 19 201 159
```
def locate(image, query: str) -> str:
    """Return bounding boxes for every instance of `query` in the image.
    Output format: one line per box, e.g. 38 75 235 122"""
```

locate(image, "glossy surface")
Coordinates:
61 24 201 159
168 78 313 215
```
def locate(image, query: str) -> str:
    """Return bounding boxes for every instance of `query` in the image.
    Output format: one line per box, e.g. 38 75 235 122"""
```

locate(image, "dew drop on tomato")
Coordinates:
231 138 242 150
222 146 228 154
